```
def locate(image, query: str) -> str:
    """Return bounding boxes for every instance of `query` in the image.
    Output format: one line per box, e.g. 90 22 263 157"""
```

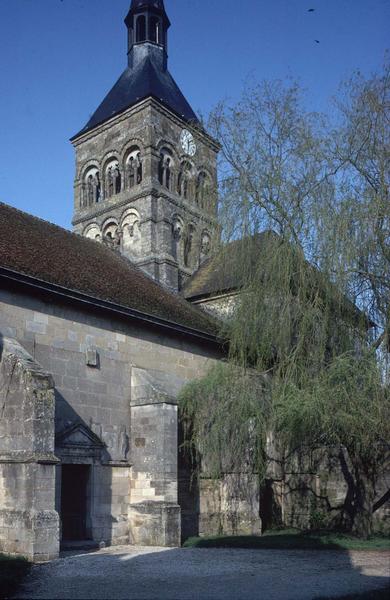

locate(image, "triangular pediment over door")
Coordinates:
56 423 105 451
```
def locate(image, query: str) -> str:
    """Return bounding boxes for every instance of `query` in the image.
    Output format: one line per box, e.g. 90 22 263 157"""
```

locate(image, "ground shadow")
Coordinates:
14 544 390 600
178 421 200 543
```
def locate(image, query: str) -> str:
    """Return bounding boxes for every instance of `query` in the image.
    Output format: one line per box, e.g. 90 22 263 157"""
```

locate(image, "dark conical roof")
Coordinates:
131 0 166 9
72 56 198 139
71 0 195 139
126 0 170 26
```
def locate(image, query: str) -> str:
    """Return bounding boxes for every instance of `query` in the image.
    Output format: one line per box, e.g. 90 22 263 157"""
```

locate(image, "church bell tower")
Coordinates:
71 0 219 292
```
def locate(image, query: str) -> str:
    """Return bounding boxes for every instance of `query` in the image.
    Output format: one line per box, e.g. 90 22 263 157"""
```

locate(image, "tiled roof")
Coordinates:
183 233 276 300
0 202 217 337
183 231 371 330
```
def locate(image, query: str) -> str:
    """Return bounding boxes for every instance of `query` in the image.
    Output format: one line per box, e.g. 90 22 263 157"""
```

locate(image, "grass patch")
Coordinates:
183 529 390 551
0 554 32 599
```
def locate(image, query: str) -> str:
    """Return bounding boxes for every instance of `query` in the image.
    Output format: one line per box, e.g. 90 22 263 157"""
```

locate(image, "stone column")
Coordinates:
0 338 59 562
143 144 156 185
129 368 186 547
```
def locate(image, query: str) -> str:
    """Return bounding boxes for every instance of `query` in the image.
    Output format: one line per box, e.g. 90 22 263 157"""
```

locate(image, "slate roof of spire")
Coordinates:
0 202 217 338
131 0 166 10
72 56 198 139
125 0 170 28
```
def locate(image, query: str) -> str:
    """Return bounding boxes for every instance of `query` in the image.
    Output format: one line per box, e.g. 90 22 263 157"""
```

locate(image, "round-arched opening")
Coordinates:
82 167 100 207
149 17 161 44
172 215 184 261
184 223 196 268
196 171 210 208
136 15 146 42
102 220 119 244
200 231 212 261
158 148 174 190
105 160 121 198
84 224 101 242
121 209 142 255
125 147 143 189
178 161 193 200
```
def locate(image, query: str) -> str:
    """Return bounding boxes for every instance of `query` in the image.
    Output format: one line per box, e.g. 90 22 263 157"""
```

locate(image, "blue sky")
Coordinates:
0 0 388 229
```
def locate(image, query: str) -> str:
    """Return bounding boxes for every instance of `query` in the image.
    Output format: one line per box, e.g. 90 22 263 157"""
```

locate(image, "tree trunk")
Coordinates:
349 452 376 539
337 448 356 531
339 447 377 538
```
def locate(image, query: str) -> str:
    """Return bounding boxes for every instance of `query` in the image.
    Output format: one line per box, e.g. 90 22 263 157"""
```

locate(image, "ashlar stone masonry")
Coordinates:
0 337 59 562
0 279 221 560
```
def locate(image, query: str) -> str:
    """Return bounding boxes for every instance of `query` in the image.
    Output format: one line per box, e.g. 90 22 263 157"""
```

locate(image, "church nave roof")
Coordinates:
0 202 217 341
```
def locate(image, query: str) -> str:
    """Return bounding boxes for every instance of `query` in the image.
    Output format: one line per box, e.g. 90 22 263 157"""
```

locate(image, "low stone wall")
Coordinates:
199 474 261 536
264 444 390 534
0 337 59 561
189 446 389 538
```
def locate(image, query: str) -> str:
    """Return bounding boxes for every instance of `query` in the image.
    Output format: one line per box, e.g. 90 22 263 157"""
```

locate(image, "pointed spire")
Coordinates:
130 0 166 10
125 0 170 30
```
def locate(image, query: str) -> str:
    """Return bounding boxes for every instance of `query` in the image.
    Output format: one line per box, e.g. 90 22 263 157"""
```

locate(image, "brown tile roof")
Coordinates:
183 231 371 330
0 202 217 337
183 232 276 300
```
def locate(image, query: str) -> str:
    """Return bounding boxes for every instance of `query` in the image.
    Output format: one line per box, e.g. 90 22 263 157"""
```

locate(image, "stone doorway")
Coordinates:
61 464 91 541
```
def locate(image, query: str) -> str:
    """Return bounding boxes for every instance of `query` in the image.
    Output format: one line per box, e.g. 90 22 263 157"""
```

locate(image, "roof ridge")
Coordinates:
0 200 114 253
0 201 72 235
0 201 218 337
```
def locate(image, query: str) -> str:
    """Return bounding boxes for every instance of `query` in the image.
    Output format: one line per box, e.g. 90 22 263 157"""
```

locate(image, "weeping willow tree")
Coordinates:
179 62 390 538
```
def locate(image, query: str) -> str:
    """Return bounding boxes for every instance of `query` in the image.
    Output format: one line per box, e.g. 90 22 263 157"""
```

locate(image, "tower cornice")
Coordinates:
71 98 219 152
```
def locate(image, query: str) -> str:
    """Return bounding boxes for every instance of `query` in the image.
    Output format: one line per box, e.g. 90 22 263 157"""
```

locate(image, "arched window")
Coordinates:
103 221 118 239
128 157 135 189
149 17 161 44
178 162 192 200
102 220 120 248
196 171 210 209
158 150 173 190
121 209 142 256
172 216 184 262
128 25 134 49
200 231 212 261
87 175 94 205
105 160 121 198
136 153 142 184
184 224 196 268
84 224 101 242
126 148 142 189
82 167 100 207
136 15 146 42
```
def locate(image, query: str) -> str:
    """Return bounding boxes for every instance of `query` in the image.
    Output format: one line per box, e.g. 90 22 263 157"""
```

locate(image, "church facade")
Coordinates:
0 0 231 562
1 1 388 563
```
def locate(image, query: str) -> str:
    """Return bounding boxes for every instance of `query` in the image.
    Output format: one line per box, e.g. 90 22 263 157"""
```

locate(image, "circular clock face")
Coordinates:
180 129 197 157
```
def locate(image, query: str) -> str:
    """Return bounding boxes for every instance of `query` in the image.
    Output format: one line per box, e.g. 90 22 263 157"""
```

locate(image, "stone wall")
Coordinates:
192 293 239 321
198 475 261 536
129 367 186 546
260 437 390 534
2 287 386 553
0 337 59 561
0 287 221 552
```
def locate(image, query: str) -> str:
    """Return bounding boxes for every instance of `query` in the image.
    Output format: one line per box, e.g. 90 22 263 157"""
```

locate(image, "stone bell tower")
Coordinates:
71 0 219 292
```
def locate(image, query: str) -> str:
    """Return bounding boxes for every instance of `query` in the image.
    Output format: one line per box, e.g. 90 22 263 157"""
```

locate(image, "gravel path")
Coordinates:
15 546 390 600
